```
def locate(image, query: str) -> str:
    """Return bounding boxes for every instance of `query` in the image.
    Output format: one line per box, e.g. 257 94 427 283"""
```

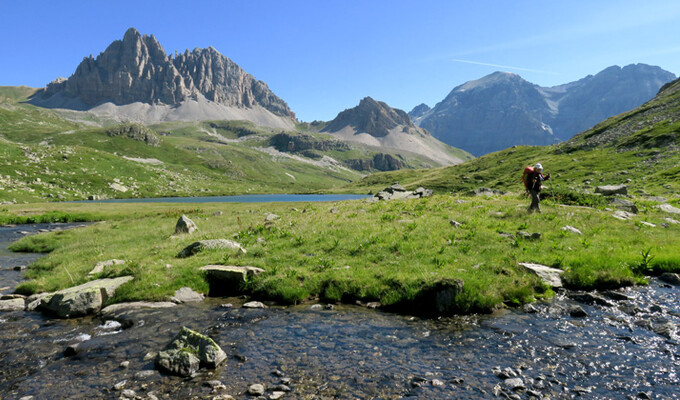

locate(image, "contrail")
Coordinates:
451 59 559 75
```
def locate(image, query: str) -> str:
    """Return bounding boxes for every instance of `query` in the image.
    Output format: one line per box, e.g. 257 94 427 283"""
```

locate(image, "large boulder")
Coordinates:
199 265 265 296
595 185 628 196
39 276 133 318
519 263 564 288
155 326 227 377
609 198 638 213
175 215 198 235
373 184 433 201
177 239 246 258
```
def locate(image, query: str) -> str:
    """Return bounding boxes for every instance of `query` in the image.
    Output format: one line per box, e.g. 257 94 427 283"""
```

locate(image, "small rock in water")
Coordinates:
14 265 27 271
660 273 680 286
248 383 265 396
120 389 136 399
269 392 286 400
503 377 525 390
309 304 323 310
243 301 266 309
569 305 588 318
431 379 445 387
113 380 127 390
134 370 157 379
119 360 130 369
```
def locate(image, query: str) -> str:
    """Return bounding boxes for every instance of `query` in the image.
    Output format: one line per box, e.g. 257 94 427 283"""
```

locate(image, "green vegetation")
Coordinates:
7 194 679 314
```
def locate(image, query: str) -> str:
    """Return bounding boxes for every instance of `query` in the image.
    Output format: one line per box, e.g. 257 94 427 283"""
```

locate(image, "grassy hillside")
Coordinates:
0 93 472 203
351 78 680 200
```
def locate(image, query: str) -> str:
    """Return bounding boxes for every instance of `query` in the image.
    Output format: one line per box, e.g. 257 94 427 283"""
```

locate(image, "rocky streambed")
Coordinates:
1 224 680 400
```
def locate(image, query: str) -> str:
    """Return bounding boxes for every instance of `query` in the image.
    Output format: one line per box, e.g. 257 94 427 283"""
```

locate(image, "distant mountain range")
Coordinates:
411 64 676 156
29 28 296 129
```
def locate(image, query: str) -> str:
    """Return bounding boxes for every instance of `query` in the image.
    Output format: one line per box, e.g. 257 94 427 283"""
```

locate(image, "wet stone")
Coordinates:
569 305 588 318
248 383 265 396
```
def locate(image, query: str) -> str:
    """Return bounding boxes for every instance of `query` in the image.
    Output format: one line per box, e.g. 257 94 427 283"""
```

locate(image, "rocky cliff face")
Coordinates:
31 28 294 119
323 97 424 137
415 65 676 156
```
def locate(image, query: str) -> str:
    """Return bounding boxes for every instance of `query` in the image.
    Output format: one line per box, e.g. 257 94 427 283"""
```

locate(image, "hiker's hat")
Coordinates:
534 163 543 171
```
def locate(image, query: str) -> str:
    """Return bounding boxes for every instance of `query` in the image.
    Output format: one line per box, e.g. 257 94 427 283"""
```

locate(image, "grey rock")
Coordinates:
120 389 136 399
265 213 280 222
665 217 680 225
170 287 204 304
175 215 198 234
659 204 680 214
562 225 582 235
660 273 680 286
200 265 264 294
100 301 176 316
653 321 676 339
0 298 25 312
248 383 266 396
449 220 463 228
519 263 564 287
504 377 526 390
466 187 505 197
39 276 134 318
596 185 628 196
569 305 588 318
609 198 638 213
113 380 127 390
155 326 227 376
133 370 158 379
269 392 286 400
613 210 636 220
88 259 125 276
212 211 224 216
568 292 616 307
243 301 266 309
177 239 246 258
119 361 130 369
14 265 26 271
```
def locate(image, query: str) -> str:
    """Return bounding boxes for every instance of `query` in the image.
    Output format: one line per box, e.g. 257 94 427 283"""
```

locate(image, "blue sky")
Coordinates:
1 0 678 121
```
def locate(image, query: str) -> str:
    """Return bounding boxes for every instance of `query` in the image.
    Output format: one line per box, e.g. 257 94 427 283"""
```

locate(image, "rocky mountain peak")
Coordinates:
322 96 419 137
408 103 431 120
30 28 295 119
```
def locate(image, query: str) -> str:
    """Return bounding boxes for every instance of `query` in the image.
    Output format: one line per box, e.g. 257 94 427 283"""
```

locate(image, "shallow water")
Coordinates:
1 224 679 400
76 193 370 204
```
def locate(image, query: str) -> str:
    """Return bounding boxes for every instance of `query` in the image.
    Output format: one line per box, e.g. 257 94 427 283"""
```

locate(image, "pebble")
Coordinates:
269 392 286 400
113 380 127 390
119 361 130 369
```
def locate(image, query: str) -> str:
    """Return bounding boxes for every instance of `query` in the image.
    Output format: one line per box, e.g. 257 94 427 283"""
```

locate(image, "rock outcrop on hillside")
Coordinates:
412 65 676 156
30 28 295 122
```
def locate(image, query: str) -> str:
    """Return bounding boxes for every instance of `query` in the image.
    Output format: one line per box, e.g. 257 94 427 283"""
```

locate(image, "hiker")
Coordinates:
526 163 550 212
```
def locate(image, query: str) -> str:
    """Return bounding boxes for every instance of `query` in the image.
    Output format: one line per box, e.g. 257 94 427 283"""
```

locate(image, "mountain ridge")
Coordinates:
28 28 295 128
412 64 676 156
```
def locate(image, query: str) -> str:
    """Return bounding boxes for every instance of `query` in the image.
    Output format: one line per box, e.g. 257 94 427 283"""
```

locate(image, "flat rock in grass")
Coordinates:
665 217 680 225
612 210 635 220
177 239 246 258
609 198 638 213
39 276 134 318
595 184 628 196
88 259 125 276
175 215 198 234
660 273 680 286
518 263 564 288
639 221 656 228
199 265 264 296
0 298 25 312
155 326 227 377
658 204 680 214
100 301 176 316
466 187 505 197
170 287 204 304
562 225 582 235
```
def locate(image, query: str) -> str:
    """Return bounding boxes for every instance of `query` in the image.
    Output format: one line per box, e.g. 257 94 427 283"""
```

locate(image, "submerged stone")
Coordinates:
155 326 226 377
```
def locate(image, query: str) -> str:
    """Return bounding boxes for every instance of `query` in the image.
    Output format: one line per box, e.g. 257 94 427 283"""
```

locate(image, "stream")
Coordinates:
1 224 679 400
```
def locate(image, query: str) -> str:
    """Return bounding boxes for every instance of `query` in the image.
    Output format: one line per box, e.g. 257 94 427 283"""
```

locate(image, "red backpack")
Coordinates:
522 166 534 189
